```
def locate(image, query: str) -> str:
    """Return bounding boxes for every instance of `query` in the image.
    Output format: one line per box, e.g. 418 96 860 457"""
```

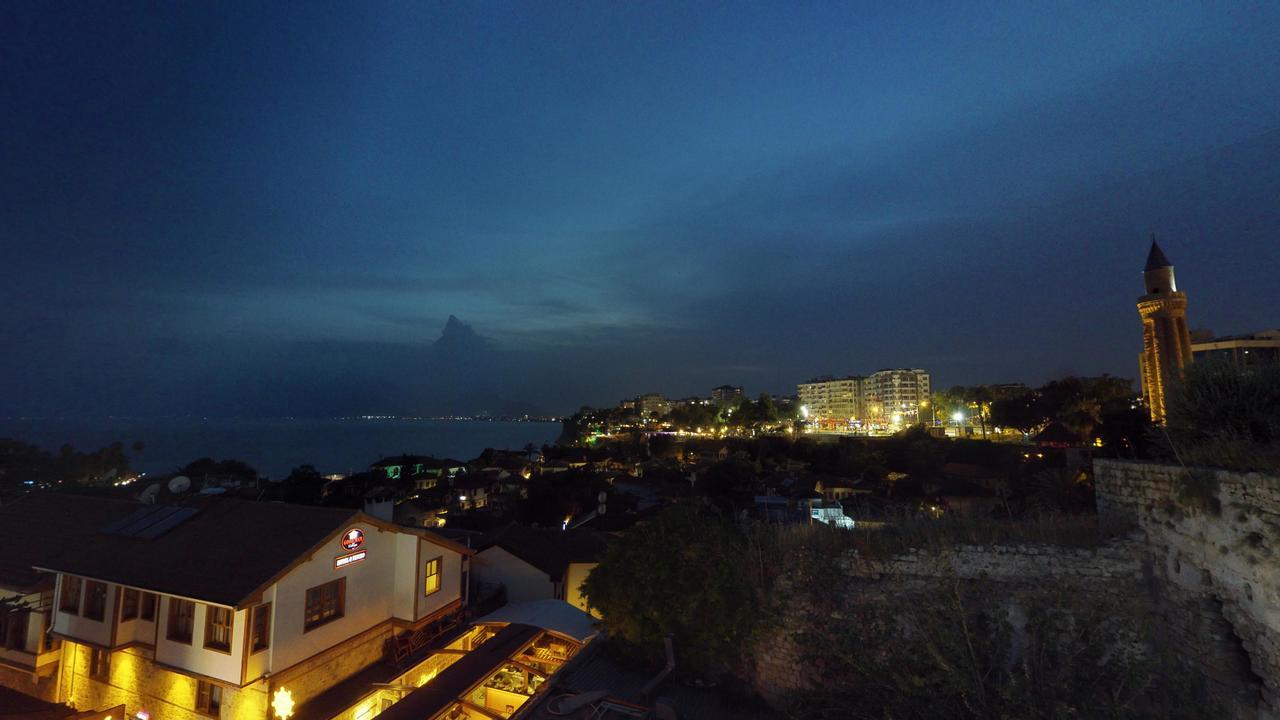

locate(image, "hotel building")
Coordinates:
798 368 931 428
864 368 932 425
3 493 482 720
797 376 865 427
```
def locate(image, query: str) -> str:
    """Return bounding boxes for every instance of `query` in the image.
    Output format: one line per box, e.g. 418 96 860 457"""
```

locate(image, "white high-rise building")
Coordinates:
865 368 931 425
797 376 865 424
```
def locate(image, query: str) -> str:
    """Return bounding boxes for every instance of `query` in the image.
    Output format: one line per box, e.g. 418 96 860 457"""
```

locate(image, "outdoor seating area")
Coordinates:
378 620 587 720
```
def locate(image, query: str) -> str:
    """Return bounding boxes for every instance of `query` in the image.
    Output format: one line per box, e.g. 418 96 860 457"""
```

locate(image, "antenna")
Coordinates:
140 484 160 504
168 475 191 494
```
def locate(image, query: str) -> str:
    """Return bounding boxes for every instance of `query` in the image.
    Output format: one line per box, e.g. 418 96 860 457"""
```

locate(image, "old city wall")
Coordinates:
753 460 1279 719
1095 459 1279 719
752 535 1148 702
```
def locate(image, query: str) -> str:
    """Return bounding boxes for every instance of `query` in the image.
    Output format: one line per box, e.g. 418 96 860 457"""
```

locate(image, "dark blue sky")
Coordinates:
4 3 1280 416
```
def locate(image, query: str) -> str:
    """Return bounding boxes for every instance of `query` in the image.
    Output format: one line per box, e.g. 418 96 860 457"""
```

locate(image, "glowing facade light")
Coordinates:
272 688 295 719
952 411 965 423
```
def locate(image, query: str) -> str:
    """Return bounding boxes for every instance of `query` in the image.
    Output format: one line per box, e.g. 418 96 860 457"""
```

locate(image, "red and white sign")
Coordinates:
341 528 365 551
334 550 367 569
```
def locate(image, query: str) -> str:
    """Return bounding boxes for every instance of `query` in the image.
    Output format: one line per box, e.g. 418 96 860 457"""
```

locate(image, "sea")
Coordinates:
0 417 564 479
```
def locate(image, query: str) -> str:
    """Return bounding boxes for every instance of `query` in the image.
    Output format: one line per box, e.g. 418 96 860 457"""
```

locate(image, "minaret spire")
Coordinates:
1136 237 1192 423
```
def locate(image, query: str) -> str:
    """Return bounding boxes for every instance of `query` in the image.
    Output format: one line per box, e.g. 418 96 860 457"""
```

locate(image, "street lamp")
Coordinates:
952 411 965 425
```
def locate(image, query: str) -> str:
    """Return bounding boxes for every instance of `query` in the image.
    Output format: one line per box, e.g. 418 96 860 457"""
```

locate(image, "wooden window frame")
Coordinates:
203 605 233 654
424 556 442 596
88 647 110 681
303 578 345 633
167 598 195 644
195 679 222 716
83 581 107 622
120 588 139 621
250 603 271 653
59 576 82 615
0 609 28 650
140 592 157 621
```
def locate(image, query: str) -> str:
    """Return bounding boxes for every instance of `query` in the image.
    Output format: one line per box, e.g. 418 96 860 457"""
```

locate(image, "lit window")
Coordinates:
304 579 344 632
168 598 195 644
251 603 271 653
121 588 139 621
196 680 222 715
204 606 233 652
83 581 108 622
424 557 442 596
59 576 82 615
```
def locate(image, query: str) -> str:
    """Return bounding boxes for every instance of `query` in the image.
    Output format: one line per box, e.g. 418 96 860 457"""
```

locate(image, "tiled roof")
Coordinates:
484 526 609 582
0 493 140 593
35 495 362 607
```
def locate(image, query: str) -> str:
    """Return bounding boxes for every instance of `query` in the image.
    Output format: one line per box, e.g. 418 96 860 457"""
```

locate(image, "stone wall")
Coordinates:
57 641 268 720
753 536 1147 704
1096 459 1280 719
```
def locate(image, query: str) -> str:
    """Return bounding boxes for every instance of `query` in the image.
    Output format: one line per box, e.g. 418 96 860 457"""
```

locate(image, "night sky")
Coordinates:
4 3 1280 417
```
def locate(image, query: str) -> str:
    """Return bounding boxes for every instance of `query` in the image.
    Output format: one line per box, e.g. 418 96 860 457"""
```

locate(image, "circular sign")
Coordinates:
341 528 365 551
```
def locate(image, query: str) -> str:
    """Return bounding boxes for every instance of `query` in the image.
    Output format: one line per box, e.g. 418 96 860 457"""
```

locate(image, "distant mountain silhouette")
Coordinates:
430 315 491 359
419 316 548 416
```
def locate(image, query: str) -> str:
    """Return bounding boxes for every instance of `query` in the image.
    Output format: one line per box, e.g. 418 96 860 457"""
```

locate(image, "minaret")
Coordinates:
1137 237 1192 423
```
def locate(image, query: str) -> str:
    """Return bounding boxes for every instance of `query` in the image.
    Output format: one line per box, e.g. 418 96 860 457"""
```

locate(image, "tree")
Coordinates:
281 464 325 505
990 393 1042 433
582 505 759 676
695 458 760 511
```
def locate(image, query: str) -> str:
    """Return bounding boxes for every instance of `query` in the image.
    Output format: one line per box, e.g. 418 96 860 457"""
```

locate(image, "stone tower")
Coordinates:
1137 238 1193 423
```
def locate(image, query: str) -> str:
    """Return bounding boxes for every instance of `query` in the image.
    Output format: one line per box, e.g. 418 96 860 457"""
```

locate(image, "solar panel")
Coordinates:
133 507 199 539
118 506 183 535
101 505 200 538
102 506 173 535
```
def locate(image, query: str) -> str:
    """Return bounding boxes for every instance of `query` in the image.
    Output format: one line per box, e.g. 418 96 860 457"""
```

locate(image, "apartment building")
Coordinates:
634 393 671 417
10 493 471 720
796 376 865 425
864 368 932 425
710 385 743 403
1190 329 1280 369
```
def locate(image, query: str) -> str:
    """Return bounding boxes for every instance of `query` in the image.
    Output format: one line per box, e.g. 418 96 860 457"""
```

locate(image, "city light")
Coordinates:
952 411 965 423
272 688 295 719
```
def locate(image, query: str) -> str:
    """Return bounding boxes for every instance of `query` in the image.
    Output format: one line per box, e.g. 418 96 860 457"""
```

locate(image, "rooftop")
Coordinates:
30 495 454 607
1144 238 1173 271
482 526 611 582
0 493 140 593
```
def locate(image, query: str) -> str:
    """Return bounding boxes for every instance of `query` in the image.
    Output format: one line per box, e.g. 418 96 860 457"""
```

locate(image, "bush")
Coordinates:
1160 361 1280 472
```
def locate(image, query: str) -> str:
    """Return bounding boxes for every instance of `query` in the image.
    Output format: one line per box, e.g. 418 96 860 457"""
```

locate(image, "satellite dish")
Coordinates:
168 475 191 494
140 484 161 504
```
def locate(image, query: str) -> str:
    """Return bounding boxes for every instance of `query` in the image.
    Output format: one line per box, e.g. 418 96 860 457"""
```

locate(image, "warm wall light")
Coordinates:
272 687 296 719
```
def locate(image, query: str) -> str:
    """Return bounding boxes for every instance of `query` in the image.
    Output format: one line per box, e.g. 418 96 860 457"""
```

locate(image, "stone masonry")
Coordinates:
1096 459 1280 719
752 535 1147 704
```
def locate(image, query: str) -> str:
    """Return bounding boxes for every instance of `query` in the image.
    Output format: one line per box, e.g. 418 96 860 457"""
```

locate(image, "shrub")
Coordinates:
1160 360 1280 472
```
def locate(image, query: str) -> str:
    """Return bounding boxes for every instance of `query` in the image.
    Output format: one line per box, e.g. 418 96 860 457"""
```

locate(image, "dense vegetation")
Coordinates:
584 504 1204 719
1160 360 1280 472
0 438 135 490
